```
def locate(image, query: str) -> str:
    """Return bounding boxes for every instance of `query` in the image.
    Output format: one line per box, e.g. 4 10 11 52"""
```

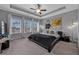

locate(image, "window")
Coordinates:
10 15 21 34
31 21 38 33
24 18 40 33
1 21 5 34
24 19 31 33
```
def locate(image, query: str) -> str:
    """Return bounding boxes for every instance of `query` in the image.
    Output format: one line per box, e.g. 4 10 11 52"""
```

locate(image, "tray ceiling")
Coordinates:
0 4 78 19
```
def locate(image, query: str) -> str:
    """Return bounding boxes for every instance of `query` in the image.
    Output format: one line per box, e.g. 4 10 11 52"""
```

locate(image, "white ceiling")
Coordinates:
0 4 78 19
13 4 64 15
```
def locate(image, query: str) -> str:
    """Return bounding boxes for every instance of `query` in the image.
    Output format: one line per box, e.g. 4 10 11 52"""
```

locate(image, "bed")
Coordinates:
28 33 60 52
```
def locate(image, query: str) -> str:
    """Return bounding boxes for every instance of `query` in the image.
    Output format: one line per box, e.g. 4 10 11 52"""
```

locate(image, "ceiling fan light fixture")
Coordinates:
36 9 41 13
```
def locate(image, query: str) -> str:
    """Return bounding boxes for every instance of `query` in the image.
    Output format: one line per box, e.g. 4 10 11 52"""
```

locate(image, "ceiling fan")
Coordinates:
30 4 47 15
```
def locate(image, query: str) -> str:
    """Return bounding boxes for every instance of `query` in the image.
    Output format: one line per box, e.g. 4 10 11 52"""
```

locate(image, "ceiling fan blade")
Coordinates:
30 8 36 10
37 4 41 9
41 9 46 11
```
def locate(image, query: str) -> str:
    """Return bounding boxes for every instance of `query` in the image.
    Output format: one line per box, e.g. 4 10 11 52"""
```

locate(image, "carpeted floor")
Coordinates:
0 38 78 55
1 38 54 55
52 41 79 55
